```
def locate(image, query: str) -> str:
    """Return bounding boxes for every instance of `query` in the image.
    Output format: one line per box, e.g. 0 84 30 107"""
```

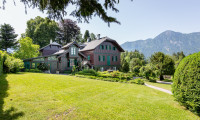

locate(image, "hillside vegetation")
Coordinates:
121 30 200 57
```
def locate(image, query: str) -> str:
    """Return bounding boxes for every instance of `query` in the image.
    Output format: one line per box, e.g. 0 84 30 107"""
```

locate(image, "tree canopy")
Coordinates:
56 19 80 45
90 33 96 40
25 16 59 47
13 37 40 59
84 30 90 42
172 51 185 68
150 52 175 80
1 0 123 26
0 23 18 52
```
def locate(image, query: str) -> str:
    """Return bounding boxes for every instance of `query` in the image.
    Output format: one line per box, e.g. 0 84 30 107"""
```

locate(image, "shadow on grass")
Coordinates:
0 74 24 120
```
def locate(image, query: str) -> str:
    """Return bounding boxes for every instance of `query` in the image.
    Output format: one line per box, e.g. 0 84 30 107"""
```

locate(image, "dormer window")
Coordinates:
71 47 76 55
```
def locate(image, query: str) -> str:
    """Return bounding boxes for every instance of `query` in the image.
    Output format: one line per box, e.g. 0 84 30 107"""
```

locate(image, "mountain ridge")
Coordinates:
121 30 200 57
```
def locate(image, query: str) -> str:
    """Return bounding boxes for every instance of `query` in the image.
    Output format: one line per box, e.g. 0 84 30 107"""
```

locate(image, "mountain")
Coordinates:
121 30 200 57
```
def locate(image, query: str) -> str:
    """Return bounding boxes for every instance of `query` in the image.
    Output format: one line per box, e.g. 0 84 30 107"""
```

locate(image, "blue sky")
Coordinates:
0 0 200 44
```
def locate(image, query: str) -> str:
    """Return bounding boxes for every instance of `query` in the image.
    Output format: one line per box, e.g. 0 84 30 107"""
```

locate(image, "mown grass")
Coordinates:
0 73 199 120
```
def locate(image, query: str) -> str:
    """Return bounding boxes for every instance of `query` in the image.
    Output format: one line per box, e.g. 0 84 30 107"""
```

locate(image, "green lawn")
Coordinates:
145 81 172 91
0 73 199 120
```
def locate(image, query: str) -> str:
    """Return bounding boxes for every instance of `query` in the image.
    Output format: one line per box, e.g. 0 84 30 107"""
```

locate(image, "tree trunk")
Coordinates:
160 75 164 81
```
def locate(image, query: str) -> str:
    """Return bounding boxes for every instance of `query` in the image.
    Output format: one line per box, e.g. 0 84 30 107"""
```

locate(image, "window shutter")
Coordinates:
99 56 101 61
103 56 105 61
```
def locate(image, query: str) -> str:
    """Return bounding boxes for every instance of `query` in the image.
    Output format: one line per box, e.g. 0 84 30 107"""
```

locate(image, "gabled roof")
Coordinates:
62 41 80 49
79 37 124 52
40 42 62 51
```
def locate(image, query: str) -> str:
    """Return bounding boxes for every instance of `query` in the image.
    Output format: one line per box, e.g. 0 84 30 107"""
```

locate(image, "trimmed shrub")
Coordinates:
172 52 200 115
149 79 156 83
128 78 144 85
64 70 72 74
77 69 98 76
28 69 42 73
134 78 144 85
128 80 135 84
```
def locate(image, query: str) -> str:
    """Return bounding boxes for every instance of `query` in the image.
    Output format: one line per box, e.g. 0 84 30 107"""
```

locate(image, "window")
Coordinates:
106 45 108 50
112 56 118 62
48 56 57 61
102 45 104 50
113 46 116 51
71 47 76 55
88 55 90 60
109 45 111 50
99 56 104 61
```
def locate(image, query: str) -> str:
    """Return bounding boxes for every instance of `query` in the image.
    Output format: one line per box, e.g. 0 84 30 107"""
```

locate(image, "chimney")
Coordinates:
50 39 52 44
87 37 91 42
97 34 100 40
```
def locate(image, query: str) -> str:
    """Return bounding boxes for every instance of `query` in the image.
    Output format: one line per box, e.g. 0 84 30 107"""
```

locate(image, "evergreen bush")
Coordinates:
172 52 200 115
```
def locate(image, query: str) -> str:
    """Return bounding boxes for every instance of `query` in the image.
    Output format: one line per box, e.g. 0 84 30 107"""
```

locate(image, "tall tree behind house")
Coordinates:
25 16 59 48
57 19 80 45
0 23 18 52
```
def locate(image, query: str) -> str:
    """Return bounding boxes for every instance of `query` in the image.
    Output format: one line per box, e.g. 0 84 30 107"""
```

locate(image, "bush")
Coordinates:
135 78 144 85
77 69 98 76
172 52 200 115
128 80 135 84
128 78 144 85
149 79 156 83
72 65 77 75
25 69 42 73
3 54 24 73
64 70 72 74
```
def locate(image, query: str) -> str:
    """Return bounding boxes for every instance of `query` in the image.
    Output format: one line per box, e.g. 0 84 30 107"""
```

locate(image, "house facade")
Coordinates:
23 37 124 73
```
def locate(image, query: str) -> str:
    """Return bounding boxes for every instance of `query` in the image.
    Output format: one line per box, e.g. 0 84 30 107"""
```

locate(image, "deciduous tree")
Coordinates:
13 37 40 59
150 52 175 80
57 19 80 45
25 16 59 47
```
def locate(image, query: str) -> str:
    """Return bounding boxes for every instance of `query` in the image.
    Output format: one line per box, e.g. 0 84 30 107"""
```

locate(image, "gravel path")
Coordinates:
156 81 173 84
144 83 172 95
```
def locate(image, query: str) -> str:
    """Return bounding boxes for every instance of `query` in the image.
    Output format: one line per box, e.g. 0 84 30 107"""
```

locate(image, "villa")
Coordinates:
23 35 124 73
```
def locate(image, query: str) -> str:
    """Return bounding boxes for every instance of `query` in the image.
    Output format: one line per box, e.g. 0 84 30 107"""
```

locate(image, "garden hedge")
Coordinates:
172 52 200 115
0 51 3 75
